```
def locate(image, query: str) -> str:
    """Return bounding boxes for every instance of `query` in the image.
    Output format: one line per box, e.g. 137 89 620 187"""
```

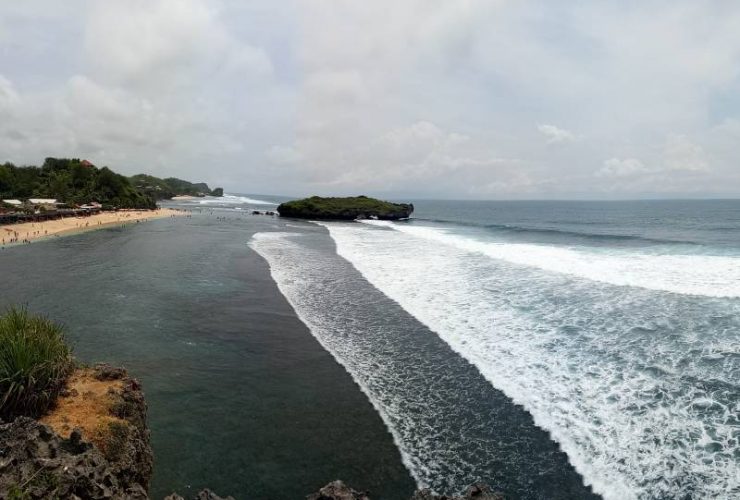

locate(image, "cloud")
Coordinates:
0 75 20 112
1 1 740 198
597 158 648 178
85 0 272 89
661 134 709 172
595 135 714 196
537 124 579 144
266 119 526 196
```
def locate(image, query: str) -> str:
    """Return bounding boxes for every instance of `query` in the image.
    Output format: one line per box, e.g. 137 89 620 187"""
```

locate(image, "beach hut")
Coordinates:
28 199 60 210
79 202 102 211
2 199 22 207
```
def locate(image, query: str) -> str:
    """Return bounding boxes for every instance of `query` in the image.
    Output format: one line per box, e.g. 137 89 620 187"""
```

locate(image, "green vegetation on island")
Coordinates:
0 307 74 420
129 174 224 200
277 195 414 220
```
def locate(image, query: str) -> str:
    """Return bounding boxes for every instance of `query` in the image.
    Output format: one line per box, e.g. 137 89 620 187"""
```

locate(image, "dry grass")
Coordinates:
39 368 129 460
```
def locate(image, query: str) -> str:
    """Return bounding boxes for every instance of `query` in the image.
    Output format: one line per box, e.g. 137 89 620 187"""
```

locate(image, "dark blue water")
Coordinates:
410 199 740 250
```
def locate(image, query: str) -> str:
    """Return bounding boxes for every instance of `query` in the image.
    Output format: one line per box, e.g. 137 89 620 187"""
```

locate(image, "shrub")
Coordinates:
0 308 74 420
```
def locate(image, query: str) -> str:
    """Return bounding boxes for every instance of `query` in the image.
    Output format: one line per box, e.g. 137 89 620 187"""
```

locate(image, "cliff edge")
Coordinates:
0 364 152 499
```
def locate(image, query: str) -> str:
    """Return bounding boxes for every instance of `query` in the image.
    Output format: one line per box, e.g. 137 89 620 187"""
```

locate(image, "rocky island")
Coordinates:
277 196 414 220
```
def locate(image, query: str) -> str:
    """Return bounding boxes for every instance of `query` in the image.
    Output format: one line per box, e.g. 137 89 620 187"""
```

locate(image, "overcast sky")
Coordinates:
1 1 739 199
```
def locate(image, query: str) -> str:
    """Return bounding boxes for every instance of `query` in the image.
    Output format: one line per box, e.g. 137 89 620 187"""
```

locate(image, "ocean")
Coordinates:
2 196 738 499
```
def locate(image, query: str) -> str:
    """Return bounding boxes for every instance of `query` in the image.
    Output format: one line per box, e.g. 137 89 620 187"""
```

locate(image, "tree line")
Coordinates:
0 158 222 210
0 158 156 209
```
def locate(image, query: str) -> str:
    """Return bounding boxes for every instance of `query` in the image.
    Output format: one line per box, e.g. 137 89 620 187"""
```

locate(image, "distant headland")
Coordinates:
277 195 414 220
0 157 223 212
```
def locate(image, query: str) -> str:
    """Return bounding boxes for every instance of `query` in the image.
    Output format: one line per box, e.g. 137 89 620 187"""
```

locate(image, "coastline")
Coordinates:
1 208 184 246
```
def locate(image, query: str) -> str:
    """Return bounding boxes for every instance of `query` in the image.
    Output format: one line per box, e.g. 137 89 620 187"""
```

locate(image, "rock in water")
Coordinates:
277 195 414 220
306 480 371 500
411 483 505 500
306 481 505 500
164 489 235 500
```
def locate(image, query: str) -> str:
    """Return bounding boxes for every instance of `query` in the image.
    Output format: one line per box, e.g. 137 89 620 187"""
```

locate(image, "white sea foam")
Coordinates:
360 220 740 298
322 221 740 500
197 194 275 205
250 231 602 496
248 232 422 485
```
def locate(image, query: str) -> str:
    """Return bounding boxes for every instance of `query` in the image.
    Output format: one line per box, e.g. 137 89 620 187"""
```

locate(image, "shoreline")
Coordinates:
1 208 185 247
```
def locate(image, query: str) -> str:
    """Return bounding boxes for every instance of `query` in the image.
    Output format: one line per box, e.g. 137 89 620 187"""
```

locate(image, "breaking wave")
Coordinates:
322 220 740 500
197 194 275 205
360 220 740 298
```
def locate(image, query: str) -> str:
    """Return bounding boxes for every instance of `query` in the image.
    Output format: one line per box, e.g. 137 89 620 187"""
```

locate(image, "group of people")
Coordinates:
2 224 49 246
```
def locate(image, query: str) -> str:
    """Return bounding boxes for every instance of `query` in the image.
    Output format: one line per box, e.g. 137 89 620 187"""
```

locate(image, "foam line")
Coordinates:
360 220 740 298
323 221 740 500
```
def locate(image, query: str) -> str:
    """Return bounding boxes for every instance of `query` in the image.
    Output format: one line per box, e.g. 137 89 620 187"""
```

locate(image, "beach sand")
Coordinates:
1 208 184 246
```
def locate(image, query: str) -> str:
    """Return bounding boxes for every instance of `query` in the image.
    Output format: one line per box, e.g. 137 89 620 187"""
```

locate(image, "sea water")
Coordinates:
2 197 738 499
251 199 740 500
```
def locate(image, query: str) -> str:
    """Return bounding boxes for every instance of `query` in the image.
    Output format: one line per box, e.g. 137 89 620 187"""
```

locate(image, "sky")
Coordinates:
1 1 740 200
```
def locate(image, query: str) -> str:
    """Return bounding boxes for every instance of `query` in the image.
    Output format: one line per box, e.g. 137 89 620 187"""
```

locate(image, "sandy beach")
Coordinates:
1 208 184 246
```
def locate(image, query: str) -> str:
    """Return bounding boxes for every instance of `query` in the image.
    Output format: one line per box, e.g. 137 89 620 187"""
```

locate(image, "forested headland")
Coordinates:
0 158 222 210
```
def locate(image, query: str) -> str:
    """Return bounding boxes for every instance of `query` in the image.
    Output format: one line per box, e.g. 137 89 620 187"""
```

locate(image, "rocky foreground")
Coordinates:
0 364 503 499
307 480 504 500
0 364 152 499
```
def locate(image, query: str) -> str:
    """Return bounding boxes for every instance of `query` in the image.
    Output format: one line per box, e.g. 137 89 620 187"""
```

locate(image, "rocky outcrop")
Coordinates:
0 417 149 500
306 481 504 500
164 489 235 500
411 483 505 500
0 364 152 499
307 480 371 500
277 196 414 220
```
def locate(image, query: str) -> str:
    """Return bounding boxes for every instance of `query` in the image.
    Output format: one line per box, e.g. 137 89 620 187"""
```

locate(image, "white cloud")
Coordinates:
85 0 272 88
266 145 303 166
537 124 579 144
597 158 648 178
0 75 20 113
661 134 709 172
596 135 712 194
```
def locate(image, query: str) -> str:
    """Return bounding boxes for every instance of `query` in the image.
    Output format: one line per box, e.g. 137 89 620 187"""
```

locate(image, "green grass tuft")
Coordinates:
0 307 74 420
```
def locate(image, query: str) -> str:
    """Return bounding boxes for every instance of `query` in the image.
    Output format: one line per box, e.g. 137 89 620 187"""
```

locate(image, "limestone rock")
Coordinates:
306 480 371 500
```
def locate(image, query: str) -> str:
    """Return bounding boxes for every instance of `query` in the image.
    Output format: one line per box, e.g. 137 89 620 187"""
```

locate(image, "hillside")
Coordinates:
0 158 155 209
129 174 223 200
